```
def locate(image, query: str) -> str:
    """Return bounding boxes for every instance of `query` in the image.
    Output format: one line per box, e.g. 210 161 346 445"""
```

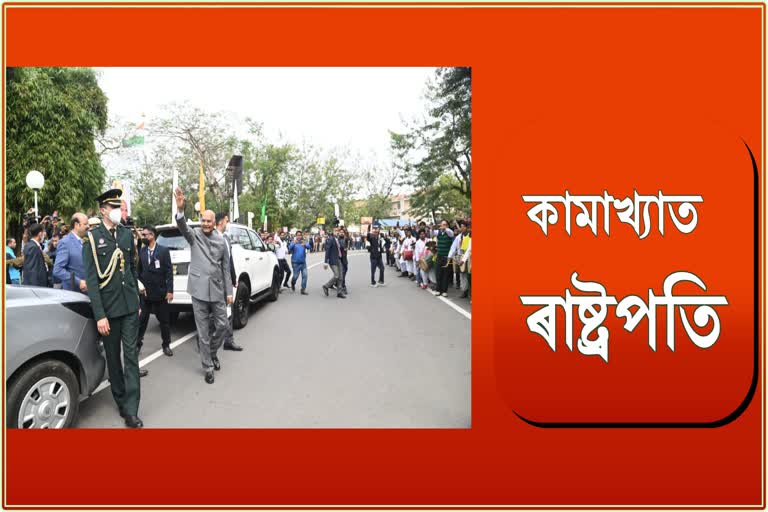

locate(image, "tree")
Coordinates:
392 67 472 219
151 102 239 208
6 67 108 240
121 103 358 232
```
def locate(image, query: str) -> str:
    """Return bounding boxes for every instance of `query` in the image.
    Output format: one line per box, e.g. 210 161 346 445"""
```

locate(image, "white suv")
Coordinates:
155 221 281 329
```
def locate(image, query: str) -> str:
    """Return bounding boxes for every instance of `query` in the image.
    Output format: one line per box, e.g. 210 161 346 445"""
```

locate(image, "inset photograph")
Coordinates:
5 67 472 428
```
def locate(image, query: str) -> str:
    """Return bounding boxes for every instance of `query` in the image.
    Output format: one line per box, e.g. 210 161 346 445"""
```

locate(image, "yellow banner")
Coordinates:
316 217 325 225
198 161 206 212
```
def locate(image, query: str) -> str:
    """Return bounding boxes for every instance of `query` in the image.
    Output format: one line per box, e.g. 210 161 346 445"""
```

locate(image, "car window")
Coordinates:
156 229 189 250
228 227 254 250
248 230 265 251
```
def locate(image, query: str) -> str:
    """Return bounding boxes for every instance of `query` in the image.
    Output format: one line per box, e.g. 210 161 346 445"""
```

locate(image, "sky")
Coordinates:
95 67 436 171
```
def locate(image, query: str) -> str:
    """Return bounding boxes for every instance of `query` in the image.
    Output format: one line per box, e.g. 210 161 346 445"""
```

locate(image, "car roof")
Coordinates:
6 285 90 306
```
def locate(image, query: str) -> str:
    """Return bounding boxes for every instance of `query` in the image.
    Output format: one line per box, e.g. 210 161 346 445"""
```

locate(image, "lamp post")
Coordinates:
25 170 45 222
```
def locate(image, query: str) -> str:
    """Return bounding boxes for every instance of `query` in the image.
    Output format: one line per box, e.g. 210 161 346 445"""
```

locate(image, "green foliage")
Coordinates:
6 67 108 238
392 67 472 219
124 104 357 232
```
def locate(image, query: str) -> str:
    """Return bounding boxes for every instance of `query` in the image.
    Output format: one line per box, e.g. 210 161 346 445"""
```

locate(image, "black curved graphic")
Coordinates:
514 141 760 429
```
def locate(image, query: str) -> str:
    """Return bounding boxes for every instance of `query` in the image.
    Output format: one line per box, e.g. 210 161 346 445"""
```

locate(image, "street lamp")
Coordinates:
25 170 44 222
194 201 201 221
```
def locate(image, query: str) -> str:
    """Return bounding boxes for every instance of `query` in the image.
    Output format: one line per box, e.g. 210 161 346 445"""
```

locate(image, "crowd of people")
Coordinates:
309 219 472 302
6 187 472 428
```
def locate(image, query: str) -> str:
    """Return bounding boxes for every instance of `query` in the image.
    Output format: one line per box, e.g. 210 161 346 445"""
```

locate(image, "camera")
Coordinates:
22 211 38 225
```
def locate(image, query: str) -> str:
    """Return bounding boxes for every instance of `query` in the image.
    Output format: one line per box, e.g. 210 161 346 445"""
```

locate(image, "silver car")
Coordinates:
6 286 106 428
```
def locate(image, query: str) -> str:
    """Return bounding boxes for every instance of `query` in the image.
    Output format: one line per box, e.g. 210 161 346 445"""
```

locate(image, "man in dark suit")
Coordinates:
137 225 174 357
22 223 48 287
322 227 346 299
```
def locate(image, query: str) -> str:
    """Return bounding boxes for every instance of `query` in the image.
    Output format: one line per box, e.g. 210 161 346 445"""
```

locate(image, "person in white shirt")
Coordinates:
414 230 429 289
448 221 467 291
274 231 291 290
399 229 417 279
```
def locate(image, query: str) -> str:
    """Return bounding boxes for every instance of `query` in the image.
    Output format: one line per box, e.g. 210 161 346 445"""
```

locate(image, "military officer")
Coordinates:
82 189 146 428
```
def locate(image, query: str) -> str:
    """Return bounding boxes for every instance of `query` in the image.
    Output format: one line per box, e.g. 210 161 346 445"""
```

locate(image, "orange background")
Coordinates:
3 4 764 507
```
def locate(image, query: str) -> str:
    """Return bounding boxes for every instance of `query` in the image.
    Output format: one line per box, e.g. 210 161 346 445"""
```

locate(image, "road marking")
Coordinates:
90 254 348 396
91 252 466 397
91 328 202 396
438 296 472 320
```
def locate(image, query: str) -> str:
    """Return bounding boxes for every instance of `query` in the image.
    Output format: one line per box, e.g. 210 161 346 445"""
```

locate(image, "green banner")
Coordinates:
121 135 144 147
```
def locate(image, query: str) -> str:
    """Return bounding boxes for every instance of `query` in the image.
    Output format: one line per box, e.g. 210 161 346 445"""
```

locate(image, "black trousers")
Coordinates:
370 256 385 284
278 259 291 286
436 256 451 293
138 297 171 347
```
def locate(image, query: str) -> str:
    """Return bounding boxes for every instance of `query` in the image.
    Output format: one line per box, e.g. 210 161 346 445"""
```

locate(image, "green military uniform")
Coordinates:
82 190 141 418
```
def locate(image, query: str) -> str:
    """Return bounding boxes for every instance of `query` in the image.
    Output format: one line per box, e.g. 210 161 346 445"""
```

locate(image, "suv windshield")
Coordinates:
156 229 189 250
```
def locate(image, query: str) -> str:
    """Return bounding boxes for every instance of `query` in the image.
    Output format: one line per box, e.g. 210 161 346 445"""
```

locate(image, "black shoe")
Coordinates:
223 342 243 351
291 282 296 292
205 371 215 384
301 289 308 295
125 415 143 428
139 369 149 378
337 293 347 299
283 282 290 288
212 356 221 371
163 345 174 357
460 291 469 298
322 285 329 296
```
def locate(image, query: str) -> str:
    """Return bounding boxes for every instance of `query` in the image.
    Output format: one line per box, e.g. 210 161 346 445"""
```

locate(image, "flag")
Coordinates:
198 161 206 212
232 182 240 222
122 180 132 216
260 197 267 223
171 168 179 225
121 135 144 147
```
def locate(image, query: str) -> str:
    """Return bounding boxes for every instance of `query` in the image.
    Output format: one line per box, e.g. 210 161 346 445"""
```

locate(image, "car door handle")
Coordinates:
245 257 250 261
259 256 263 260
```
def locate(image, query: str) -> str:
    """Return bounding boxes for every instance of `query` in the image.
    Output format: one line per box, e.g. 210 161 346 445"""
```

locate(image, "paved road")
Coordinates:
77 250 471 428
